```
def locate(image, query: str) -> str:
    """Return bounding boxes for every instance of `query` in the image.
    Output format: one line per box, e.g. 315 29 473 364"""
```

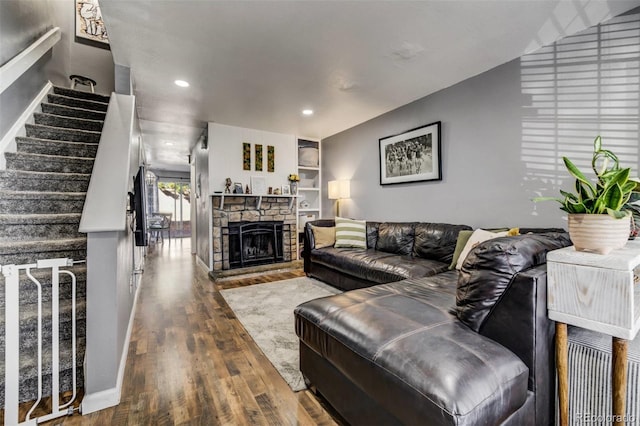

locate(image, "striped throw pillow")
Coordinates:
334 217 367 249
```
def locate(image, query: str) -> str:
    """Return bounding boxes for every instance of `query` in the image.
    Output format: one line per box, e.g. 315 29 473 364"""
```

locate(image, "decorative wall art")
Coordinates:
75 0 110 49
379 121 442 185
267 145 275 172
255 144 263 171
243 142 251 171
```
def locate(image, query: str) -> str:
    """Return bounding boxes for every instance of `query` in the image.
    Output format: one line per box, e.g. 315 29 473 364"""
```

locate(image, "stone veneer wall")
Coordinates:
212 196 297 271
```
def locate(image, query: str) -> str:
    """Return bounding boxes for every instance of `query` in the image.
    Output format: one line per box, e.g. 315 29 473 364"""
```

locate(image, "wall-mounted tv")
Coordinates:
131 165 148 246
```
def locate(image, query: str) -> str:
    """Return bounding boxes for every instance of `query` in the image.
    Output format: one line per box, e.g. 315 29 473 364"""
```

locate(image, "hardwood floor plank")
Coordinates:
35 239 338 425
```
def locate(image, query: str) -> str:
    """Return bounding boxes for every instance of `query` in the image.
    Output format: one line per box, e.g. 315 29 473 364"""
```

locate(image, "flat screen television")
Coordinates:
131 165 148 246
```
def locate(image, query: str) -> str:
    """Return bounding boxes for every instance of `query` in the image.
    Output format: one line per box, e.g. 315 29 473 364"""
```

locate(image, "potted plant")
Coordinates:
534 136 640 254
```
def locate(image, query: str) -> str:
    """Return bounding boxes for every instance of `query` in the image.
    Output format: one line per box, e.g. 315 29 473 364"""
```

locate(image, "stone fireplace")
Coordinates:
212 195 297 271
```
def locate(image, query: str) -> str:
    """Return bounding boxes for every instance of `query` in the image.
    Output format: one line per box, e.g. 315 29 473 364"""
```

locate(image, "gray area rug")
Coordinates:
220 277 340 391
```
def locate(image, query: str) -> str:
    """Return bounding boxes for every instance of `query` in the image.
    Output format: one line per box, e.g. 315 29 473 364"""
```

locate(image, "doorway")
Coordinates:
156 180 191 239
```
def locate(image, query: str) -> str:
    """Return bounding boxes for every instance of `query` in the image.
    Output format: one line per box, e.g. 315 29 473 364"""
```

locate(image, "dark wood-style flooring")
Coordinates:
40 238 339 425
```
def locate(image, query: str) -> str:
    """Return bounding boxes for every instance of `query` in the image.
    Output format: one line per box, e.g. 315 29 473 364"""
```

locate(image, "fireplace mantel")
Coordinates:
213 193 297 210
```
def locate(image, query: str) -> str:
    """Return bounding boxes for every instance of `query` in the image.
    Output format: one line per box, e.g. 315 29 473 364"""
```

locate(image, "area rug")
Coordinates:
220 277 341 391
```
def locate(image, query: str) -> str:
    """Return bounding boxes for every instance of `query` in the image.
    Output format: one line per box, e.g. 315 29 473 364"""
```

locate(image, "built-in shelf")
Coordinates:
297 138 322 235
212 193 296 210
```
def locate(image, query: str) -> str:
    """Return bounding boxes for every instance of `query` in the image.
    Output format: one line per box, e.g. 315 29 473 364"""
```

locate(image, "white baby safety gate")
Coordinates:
2 258 80 425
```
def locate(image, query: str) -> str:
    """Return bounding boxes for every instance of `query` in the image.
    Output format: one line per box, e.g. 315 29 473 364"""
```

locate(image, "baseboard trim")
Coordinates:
81 272 142 415
0 81 52 170
196 255 210 273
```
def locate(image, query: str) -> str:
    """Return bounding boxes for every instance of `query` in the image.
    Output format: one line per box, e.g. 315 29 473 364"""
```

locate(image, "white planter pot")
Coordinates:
568 214 630 255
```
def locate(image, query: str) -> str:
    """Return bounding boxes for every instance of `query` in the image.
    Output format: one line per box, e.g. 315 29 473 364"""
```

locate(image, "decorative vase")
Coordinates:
568 214 630 255
290 182 298 195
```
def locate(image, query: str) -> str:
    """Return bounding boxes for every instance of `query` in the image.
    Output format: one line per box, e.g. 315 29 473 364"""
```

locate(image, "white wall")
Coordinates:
322 10 640 229
208 123 296 194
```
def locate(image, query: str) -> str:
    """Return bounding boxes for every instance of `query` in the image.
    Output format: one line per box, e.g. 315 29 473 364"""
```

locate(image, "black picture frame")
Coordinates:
379 121 441 185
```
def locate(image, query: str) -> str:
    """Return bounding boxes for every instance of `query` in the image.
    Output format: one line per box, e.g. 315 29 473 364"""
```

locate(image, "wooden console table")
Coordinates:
547 241 640 426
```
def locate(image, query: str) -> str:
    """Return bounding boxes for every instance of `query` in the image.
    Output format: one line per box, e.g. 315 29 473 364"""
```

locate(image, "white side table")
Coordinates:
547 240 640 426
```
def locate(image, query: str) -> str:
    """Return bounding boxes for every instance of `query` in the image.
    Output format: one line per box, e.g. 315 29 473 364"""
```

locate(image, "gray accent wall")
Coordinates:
322 11 640 229
0 1 54 140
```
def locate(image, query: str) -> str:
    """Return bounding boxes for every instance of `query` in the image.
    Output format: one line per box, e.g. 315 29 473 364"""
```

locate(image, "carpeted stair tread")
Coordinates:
0 213 83 242
0 213 82 224
33 113 104 132
47 93 108 112
25 123 101 143
53 86 110 103
15 137 98 158
5 152 95 174
0 171 90 192
0 189 86 200
0 237 87 255
41 103 106 121
0 190 86 215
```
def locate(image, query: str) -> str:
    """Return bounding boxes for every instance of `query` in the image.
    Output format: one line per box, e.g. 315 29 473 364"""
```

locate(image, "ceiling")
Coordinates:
99 0 640 172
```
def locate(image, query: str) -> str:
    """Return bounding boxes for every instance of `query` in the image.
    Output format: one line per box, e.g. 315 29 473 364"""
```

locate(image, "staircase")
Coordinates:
0 86 109 409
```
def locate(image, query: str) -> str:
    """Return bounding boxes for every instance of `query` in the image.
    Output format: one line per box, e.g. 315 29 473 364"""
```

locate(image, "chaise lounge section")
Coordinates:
296 227 572 425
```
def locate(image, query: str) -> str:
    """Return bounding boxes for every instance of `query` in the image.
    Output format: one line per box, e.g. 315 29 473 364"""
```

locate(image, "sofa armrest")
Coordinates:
304 219 335 272
479 264 554 426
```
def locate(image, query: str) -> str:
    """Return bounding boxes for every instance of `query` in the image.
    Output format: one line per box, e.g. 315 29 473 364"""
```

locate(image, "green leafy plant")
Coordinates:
534 136 640 219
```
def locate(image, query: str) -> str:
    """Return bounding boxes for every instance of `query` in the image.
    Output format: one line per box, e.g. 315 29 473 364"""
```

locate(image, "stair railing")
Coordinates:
2 258 80 426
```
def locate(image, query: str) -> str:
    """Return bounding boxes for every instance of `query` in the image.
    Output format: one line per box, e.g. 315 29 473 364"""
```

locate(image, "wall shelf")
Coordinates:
297 138 322 234
212 193 296 210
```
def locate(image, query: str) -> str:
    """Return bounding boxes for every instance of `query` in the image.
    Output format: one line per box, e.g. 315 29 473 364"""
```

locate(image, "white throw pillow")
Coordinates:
455 229 508 270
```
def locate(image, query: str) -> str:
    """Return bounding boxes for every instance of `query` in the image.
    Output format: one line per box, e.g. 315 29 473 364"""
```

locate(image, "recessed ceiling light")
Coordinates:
165 142 174 146
174 79 189 88
302 109 314 116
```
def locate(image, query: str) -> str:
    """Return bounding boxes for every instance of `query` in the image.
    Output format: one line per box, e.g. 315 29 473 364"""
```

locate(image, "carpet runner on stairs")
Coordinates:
0 85 109 408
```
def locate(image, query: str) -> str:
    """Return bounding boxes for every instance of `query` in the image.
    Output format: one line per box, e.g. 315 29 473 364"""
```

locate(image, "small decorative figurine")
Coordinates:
224 177 232 193
245 184 251 194
273 187 281 195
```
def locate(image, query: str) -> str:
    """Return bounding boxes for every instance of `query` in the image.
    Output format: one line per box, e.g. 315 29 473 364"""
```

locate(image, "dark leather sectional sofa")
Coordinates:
295 219 571 425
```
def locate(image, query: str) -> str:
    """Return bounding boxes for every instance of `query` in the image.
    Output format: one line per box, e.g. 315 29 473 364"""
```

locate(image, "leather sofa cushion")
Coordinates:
376 222 416 255
295 277 529 425
456 232 571 332
366 221 381 249
310 247 448 284
413 223 472 263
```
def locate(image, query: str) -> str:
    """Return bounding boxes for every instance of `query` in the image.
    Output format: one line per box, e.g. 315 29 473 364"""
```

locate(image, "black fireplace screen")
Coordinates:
226 221 284 269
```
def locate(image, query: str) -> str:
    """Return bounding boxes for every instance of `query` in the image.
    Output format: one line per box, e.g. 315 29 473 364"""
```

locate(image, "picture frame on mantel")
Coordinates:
379 121 441 185
250 176 267 195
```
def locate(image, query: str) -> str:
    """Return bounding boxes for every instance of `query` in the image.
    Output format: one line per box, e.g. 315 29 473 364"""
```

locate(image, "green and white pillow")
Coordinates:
334 217 367 249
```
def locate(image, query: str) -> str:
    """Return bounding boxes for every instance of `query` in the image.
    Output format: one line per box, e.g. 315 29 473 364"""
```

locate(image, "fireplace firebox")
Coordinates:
225 221 284 269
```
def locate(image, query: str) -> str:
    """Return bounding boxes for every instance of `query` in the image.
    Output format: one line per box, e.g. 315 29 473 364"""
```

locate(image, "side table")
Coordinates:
547 240 640 426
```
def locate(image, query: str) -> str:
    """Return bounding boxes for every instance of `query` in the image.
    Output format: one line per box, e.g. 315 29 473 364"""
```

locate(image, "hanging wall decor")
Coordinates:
267 145 275 172
379 121 442 185
243 142 251 171
75 0 110 49
255 144 263 171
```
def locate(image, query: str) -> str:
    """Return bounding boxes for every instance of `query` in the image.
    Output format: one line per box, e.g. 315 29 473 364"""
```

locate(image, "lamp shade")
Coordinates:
328 180 350 199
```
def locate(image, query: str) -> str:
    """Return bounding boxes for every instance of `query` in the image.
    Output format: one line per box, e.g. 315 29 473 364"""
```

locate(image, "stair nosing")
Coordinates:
16 136 99 147
33 112 105 126
25 122 101 136
41 102 107 117
6 151 96 162
52 85 110 100
0 170 91 179
48 92 109 107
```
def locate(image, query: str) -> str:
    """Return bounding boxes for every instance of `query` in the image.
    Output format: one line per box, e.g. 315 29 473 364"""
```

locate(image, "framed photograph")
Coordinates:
282 185 291 195
379 121 441 185
74 0 110 50
251 176 267 195
233 182 244 194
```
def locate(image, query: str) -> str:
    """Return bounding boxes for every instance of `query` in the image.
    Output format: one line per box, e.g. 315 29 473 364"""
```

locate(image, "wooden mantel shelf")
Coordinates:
212 193 297 210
